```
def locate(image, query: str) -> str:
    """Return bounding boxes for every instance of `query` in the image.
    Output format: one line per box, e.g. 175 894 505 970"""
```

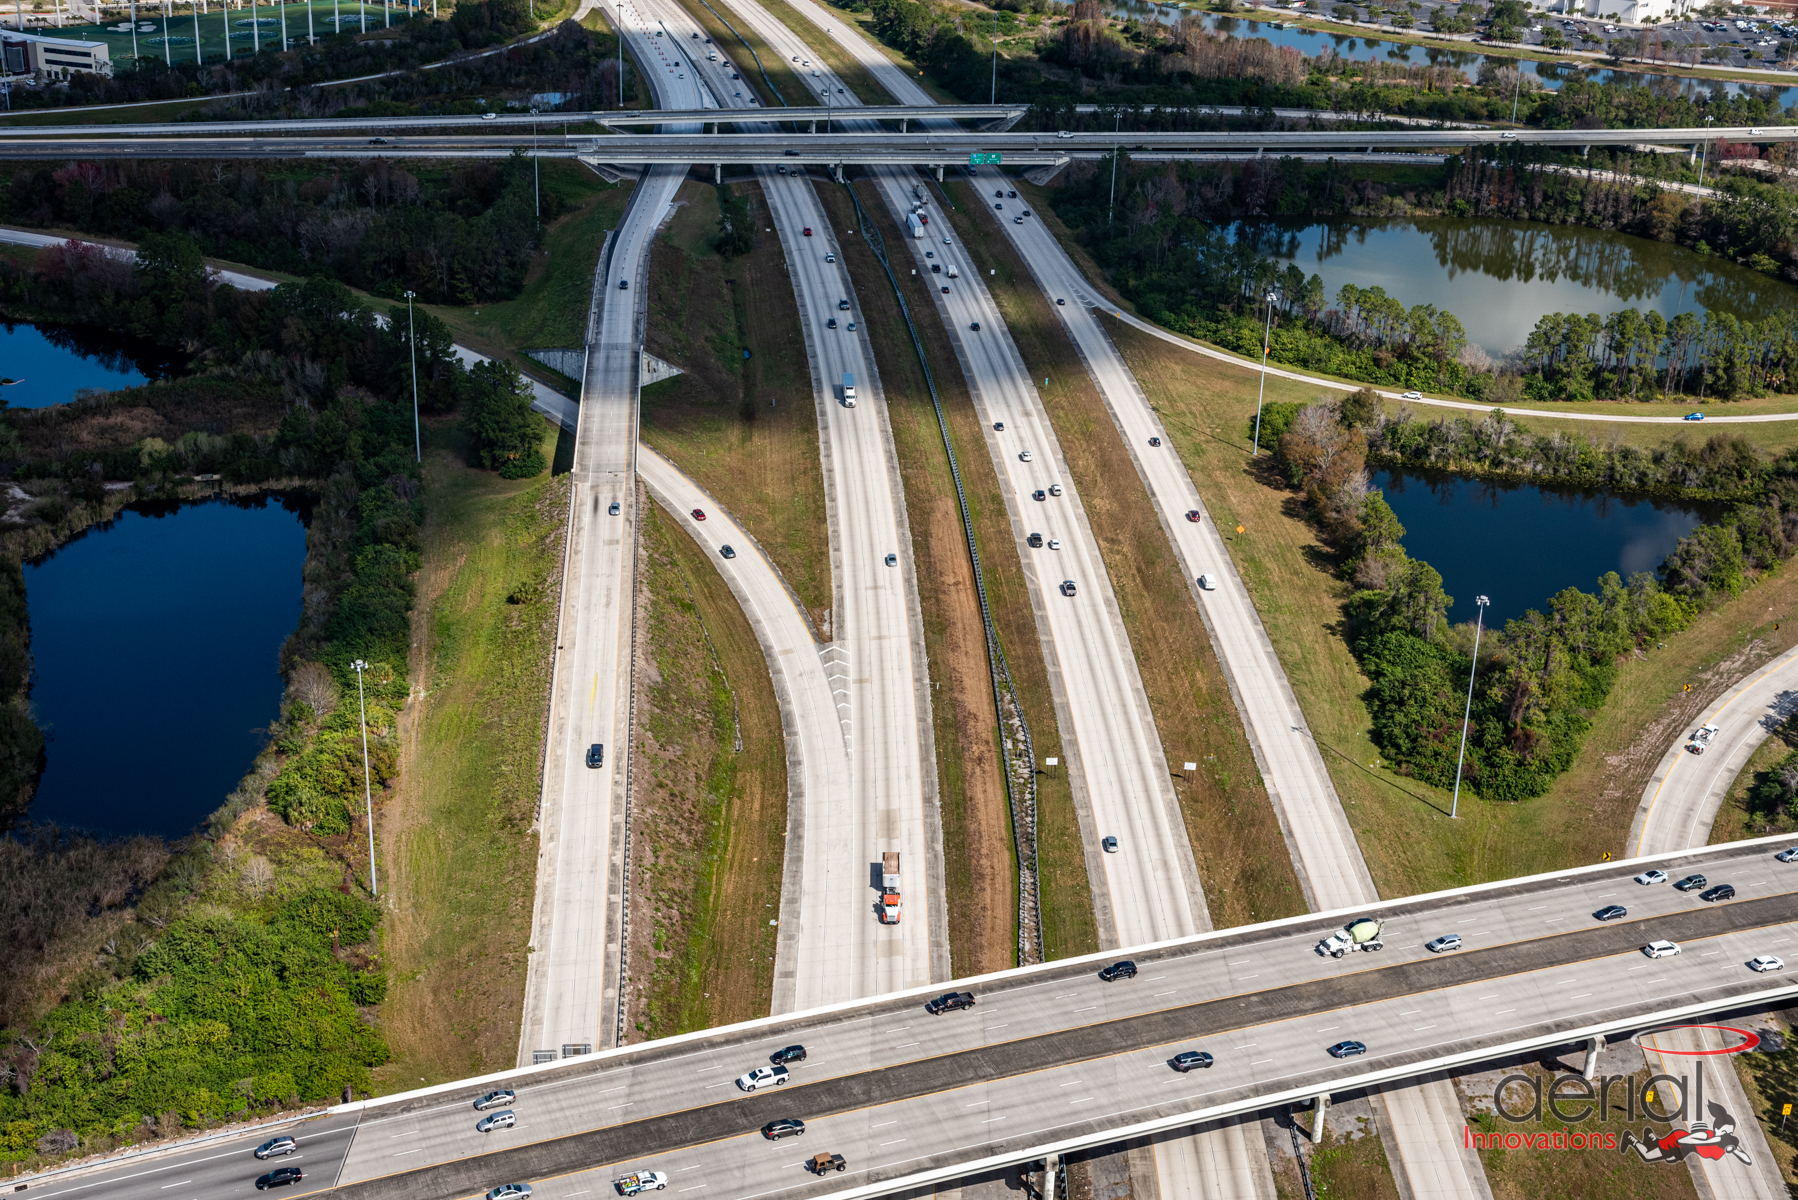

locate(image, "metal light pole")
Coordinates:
350 659 378 897
1509 62 1522 126
531 106 540 218
129 0 138 60
405 289 420 462
1250 290 1277 456
1697 113 1715 189
1106 111 1121 228
990 8 996 105
1449 595 1489 821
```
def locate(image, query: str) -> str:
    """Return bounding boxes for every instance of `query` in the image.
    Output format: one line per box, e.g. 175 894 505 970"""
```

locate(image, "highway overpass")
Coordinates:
27 836 1798 1200
0 124 1784 162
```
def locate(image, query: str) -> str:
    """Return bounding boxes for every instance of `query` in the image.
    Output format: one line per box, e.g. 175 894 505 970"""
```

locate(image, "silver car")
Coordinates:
474 1089 516 1111
1425 934 1462 953
476 1110 517 1133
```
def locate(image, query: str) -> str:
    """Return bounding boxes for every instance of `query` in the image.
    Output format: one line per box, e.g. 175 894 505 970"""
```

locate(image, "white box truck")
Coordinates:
906 212 924 239
842 373 857 407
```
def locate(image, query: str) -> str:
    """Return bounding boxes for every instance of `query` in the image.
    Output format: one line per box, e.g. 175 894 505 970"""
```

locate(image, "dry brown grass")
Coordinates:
936 178 1308 929
640 177 833 634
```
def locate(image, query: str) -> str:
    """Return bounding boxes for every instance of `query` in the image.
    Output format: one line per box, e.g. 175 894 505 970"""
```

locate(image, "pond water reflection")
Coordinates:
1 321 182 409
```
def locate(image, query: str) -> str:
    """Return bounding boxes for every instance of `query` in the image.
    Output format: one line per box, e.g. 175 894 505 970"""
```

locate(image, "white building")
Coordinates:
1 30 112 79
1529 0 1688 22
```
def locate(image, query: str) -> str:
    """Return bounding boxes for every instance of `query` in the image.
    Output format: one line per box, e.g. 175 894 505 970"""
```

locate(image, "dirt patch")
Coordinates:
934 177 1307 930
622 495 786 1039
819 178 1053 968
640 176 832 634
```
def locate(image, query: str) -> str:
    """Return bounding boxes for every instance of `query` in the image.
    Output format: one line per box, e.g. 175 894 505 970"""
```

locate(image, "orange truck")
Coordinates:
879 851 902 924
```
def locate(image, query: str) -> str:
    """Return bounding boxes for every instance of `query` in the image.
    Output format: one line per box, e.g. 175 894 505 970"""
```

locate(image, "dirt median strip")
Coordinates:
325 889 1798 1199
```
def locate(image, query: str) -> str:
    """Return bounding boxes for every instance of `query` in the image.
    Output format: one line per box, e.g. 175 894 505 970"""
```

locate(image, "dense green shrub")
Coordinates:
461 359 547 479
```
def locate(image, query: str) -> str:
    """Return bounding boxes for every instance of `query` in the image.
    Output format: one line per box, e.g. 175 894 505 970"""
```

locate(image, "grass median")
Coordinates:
640 176 832 632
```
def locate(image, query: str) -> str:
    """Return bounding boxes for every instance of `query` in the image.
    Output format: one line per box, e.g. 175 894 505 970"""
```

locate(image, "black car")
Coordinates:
1700 884 1736 902
1593 904 1627 922
970 322 981 332
1326 1040 1367 1059
256 1168 305 1190
826 318 838 330
1675 874 1708 892
586 743 605 769
770 1045 807 1065
926 991 976 1014
1027 533 1043 548
761 1118 806 1140
720 545 736 560
1099 960 1138 982
1170 1051 1213 1072
1148 437 1161 447
1032 489 1046 502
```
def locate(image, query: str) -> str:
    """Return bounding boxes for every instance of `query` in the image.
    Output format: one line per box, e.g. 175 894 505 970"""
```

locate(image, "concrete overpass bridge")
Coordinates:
24 835 1798 1200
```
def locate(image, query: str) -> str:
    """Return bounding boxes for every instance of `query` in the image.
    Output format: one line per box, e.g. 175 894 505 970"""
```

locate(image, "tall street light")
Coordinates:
350 659 379 897
1449 595 1490 821
1250 289 1278 456
1106 111 1121 228
531 106 541 218
990 8 997 105
404 290 420 462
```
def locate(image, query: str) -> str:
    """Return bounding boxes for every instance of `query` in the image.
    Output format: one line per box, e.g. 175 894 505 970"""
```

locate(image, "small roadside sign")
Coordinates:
969 151 1002 165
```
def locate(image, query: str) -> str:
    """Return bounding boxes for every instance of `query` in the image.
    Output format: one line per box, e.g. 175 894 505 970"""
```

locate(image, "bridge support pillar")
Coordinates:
936 164 944 181
1583 144 1591 157
714 163 721 184
1583 1034 1606 1081
1310 1092 1328 1142
834 162 844 183
1043 1153 1059 1200
809 120 817 133
1691 142 1700 163
901 116 908 132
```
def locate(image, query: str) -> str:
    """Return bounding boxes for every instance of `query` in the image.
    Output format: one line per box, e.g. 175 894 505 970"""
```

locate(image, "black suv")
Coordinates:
1027 533 1043 548
256 1168 305 1190
771 1045 807 1065
927 991 976 1014
1675 874 1708 892
1170 1051 1213 1072
1098 960 1138 982
586 743 605 769
1700 884 1736 902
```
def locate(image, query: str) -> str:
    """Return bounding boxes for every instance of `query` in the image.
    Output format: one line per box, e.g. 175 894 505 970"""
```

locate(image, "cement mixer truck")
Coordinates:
1317 916 1384 959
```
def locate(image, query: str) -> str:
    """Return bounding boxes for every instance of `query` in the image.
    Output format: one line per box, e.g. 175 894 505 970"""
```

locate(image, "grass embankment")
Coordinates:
0 97 218 127
816 180 1027 973
1711 719 1798 846
1729 1004 1798 1195
673 0 819 108
625 499 786 1039
420 162 634 388
639 178 832 632
937 178 1307 929
1304 1121 1399 1200
727 0 890 107
817 6 963 105
373 419 563 1090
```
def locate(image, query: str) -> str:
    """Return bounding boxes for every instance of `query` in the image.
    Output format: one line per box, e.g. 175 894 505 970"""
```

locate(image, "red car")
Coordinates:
691 509 706 521
1185 510 1201 522
803 227 813 236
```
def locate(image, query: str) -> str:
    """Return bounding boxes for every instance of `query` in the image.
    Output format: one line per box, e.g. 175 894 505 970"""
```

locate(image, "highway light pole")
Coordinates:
350 659 379 898
1449 594 1489 821
1697 113 1715 189
990 9 996 105
1106 111 1121 227
531 106 540 218
405 289 420 462
1250 289 1276 456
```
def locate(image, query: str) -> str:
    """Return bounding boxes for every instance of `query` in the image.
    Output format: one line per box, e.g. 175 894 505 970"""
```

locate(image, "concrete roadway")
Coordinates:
1629 646 1798 1200
514 0 709 1064
24 839 1798 1200
623 0 947 1011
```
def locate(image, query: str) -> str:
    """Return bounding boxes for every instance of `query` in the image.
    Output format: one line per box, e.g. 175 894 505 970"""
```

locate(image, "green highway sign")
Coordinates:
969 152 1002 165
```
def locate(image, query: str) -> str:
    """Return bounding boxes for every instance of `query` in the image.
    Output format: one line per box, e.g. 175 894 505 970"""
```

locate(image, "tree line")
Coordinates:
1270 391 1798 801
1519 306 1798 403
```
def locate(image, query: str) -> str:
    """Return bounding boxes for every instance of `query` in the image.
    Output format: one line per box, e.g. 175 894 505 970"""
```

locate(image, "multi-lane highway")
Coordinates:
515 0 709 1064
31 839 1798 1200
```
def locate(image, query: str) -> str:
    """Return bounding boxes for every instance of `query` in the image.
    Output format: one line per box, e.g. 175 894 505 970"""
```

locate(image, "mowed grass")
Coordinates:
638 176 832 631
817 179 1022 975
373 419 563 1089
731 0 890 107
626 499 786 1038
1711 719 1798 846
671 0 816 109
936 177 1307 930
1113 316 1798 897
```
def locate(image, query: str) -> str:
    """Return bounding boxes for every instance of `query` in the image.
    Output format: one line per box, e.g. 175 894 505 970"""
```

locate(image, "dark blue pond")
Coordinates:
1 321 181 409
25 495 309 838
1374 467 1722 626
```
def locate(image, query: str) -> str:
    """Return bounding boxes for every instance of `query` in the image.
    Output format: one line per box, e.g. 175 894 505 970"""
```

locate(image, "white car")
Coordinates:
1019 450 1033 462
1749 955 1785 973
1057 130 1074 138
735 1065 790 1092
1643 940 1682 959
1776 847 1798 862
1047 538 1061 550
1634 869 1668 885
614 1172 670 1195
825 253 835 263
1401 390 1423 400
1196 574 1217 591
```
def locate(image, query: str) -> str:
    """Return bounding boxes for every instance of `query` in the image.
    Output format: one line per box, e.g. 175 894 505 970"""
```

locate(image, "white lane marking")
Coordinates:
872 1121 898 1128
159 1183 193 1190
1229 960 1251 965
608 1103 631 1110
987 1024 1008 1030
1572 993 1592 999
966 1101 990 1107
392 1149 424 1156
1701 952 1721 957
1251 1058 1274 1065
983 1116 1006 1124
894 1042 921 1049
1073 1007 1098 1014
880 1139 907 1147
1070 1097 1094 1104
884 1027 910 1033
1317 1026 1339 1032
1415 1025 1438 1031
704 1083 731 1089
1154 990 1177 997
1058 1081 1083 1087
1399 1011 1421 1016
1233 1044 1258 1050
1529 905 1548 910
389 1131 420 1138
1496 1009 1516 1014
680 1186 708 1193
1241 975 1259 980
